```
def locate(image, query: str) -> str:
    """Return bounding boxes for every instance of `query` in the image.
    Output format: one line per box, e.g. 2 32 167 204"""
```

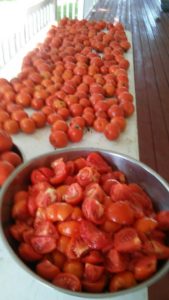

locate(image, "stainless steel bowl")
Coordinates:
0 147 169 298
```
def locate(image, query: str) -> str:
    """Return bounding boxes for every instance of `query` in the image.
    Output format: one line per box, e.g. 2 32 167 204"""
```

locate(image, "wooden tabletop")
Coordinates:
89 0 169 299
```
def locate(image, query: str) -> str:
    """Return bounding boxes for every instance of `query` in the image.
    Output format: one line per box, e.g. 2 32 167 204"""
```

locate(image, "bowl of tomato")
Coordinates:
0 148 169 297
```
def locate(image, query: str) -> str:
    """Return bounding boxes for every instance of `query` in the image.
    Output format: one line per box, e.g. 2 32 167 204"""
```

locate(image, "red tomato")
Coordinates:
104 122 120 140
133 255 157 281
49 130 68 148
53 272 81 292
63 182 83 204
51 120 68 132
69 116 86 129
82 275 106 292
31 167 54 184
84 182 105 203
76 166 100 187
66 235 89 259
86 152 112 173
114 227 142 253
82 250 104 264
106 248 128 273
10 222 29 241
93 117 108 132
68 124 83 143
46 202 73 222
84 263 104 282
35 187 57 208
156 211 169 230
63 260 84 279
109 271 136 292
0 161 15 186
134 217 157 234
106 201 135 225
18 242 42 261
36 259 60 280
0 129 13 152
57 221 79 237
82 197 105 224
20 118 36 134
31 235 57 254
51 249 66 269
50 158 68 184
0 151 22 167
80 220 112 250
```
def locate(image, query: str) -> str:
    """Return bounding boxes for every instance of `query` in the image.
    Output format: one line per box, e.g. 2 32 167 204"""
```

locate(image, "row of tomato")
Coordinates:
10 152 169 293
0 129 23 186
0 18 134 147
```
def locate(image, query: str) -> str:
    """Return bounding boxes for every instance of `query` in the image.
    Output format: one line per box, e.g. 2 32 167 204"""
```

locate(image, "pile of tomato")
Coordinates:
0 18 134 147
10 152 169 293
0 129 22 186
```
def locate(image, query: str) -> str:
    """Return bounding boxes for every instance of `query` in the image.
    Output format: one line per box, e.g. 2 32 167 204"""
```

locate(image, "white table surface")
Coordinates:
0 29 148 300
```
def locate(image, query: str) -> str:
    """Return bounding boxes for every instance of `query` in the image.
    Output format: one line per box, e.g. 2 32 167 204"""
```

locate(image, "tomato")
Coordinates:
80 220 112 250
57 221 79 237
144 239 169 259
31 235 57 254
110 182 130 202
120 100 134 117
51 120 68 132
36 259 60 280
77 166 100 187
55 185 68 201
63 261 84 279
0 151 22 167
49 130 68 148
82 112 95 126
84 263 104 282
20 117 36 134
82 197 105 224
106 201 135 225
82 250 104 264
86 152 112 173
104 121 120 140
0 161 15 186
3 119 20 134
10 222 29 241
66 235 89 259
84 182 105 202
69 116 86 129
31 167 54 184
14 190 29 203
35 187 57 208
57 235 71 254
93 117 108 132
53 272 81 292
82 275 106 292
101 220 121 234
69 103 83 117
31 112 46 128
68 124 83 143
18 242 42 261
46 203 73 221
51 249 66 268
109 271 136 292
74 157 86 171
133 255 157 281
106 248 129 273
156 211 169 230
118 91 133 102
134 217 157 234
50 158 68 184
0 129 13 152
0 110 10 122
63 182 83 204
114 227 142 253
